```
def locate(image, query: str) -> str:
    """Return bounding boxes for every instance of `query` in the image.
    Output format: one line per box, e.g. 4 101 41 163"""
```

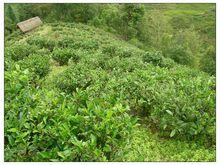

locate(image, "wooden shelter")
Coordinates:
17 16 43 33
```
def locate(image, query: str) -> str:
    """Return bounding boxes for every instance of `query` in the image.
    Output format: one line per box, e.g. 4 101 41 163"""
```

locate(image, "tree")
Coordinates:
167 28 202 67
138 10 172 51
119 4 145 40
4 5 18 35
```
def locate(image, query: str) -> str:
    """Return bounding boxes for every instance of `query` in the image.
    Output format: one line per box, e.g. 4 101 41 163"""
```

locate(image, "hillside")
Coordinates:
4 23 215 161
5 4 216 75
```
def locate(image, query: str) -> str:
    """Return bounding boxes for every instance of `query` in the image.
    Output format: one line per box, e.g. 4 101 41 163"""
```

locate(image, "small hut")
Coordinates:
17 16 43 33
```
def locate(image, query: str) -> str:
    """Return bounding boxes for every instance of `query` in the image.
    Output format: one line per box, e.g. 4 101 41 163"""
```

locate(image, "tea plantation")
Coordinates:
4 23 216 161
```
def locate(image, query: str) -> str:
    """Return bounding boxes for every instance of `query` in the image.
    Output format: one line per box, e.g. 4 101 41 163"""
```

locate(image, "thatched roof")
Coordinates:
17 16 42 33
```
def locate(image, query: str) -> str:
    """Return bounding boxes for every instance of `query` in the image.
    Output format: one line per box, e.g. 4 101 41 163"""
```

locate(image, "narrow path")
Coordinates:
42 61 68 88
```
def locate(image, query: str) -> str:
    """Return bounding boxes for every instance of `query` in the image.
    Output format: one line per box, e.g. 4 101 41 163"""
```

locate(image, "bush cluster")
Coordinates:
17 54 51 79
27 36 56 51
5 43 37 61
5 69 137 161
52 48 79 65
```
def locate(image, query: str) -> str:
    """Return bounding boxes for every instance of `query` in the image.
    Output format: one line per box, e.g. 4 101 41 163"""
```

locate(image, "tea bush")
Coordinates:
57 37 75 48
74 62 215 143
5 67 39 161
4 55 14 71
142 51 176 68
5 65 33 101
26 36 56 51
54 64 100 93
17 54 51 79
142 51 162 65
75 40 99 50
52 48 79 65
5 87 137 161
5 43 37 61
126 66 215 142
102 43 142 58
159 57 176 68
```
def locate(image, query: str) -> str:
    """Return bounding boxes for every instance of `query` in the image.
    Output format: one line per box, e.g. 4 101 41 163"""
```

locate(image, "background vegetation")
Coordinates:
5 3 216 75
4 3 216 162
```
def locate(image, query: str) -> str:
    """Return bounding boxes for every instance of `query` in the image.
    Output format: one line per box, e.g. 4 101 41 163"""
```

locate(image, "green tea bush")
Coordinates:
17 54 51 79
129 66 215 143
5 88 137 161
4 55 14 71
5 67 38 162
102 43 142 58
103 56 146 72
72 40 99 50
5 43 37 61
168 45 193 66
102 44 117 57
142 51 163 66
5 65 33 101
57 37 75 48
159 57 176 68
200 46 216 75
90 64 215 144
26 36 56 51
142 51 175 68
54 64 95 93
52 48 79 65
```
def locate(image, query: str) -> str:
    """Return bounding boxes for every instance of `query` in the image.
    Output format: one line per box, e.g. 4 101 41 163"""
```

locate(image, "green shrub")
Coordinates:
128 66 215 143
57 37 75 48
159 57 176 68
5 67 38 162
200 46 216 75
17 54 51 79
52 48 79 65
72 40 99 50
102 44 117 57
142 51 176 68
102 43 142 58
103 56 146 72
142 51 163 66
5 43 37 61
90 64 215 144
168 45 194 66
26 36 56 51
5 88 137 161
5 65 32 101
54 64 95 93
4 55 14 71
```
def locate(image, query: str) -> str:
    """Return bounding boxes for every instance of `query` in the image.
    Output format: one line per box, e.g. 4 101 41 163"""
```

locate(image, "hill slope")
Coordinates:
4 23 215 161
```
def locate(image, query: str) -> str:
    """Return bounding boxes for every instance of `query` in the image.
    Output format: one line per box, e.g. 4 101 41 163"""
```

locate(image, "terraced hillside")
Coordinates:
4 23 216 161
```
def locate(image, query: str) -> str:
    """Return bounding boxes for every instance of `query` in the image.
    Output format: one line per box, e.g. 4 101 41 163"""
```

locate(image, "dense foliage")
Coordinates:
52 48 79 65
4 13 215 161
5 4 216 75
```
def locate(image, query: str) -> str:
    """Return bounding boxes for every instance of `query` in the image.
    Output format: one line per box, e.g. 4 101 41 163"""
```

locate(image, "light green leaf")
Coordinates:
57 152 65 159
90 134 97 145
8 128 18 133
166 110 173 116
170 129 176 137
103 145 111 152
